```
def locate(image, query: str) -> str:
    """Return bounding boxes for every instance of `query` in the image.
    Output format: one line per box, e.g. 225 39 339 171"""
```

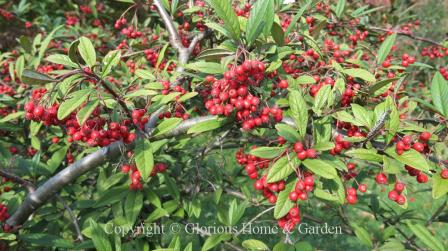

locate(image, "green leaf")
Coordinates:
154 118 182 136
285 1 311 38
124 89 157 99
335 0 346 18
289 90 308 138
345 149 383 162
267 156 295 183
185 61 224 74
302 159 338 179
77 100 99 126
47 146 69 174
124 192 143 226
250 147 286 159
89 219 112 251
314 188 339 201
46 54 78 68
377 33 397 65
296 75 316 84
407 223 445 251
333 111 363 126
430 72 448 117
246 0 274 44
275 123 300 142
21 69 56 85
369 78 400 96
432 175 448 199
343 68 376 82
57 89 91 120
313 142 335 151
351 103 373 128
274 182 294 219
201 234 231 251
384 148 429 172
196 48 235 61
242 239 269 251
134 139 154 181
135 69 156 80
313 84 332 115
93 186 128 208
78 36 96 67
19 233 73 248
383 156 403 174
15 55 25 81
178 92 198 102
187 118 222 134
36 25 63 69
0 111 24 123
206 0 241 40
352 225 373 248
156 43 169 69
146 207 169 222
101 50 121 77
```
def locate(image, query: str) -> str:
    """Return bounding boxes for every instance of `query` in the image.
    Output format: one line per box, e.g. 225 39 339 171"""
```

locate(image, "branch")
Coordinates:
365 26 445 47
0 169 35 193
1 169 83 240
153 0 206 71
6 115 218 227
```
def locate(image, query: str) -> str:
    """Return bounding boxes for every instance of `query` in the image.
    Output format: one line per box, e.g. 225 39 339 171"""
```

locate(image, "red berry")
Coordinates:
278 80 288 89
289 207 300 217
396 195 406 205
394 182 405 192
375 173 388 184
441 169 448 179
346 194 357 204
346 187 357 196
293 142 304 152
297 151 307 160
419 132 431 141
306 149 317 159
289 191 299 201
358 184 367 193
412 142 425 152
388 190 399 201
416 173 428 183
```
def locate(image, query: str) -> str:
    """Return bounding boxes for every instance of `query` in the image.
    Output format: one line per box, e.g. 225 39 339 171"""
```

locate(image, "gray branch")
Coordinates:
153 0 206 71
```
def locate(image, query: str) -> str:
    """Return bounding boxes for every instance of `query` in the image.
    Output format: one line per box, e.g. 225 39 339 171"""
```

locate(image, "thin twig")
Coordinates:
366 26 445 47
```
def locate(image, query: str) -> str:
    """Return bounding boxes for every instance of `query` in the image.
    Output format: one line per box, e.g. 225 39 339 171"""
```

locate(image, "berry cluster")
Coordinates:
421 46 448 59
121 162 168 190
144 49 176 71
400 54 416 67
236 147 269 179
235 3 251 17
254 176 285 204
387 182 407 205
439 68 448 80
404 165 428 183
0 203 9 222
293 142 317 160
288 175 315 202
395 132 431 155
114 18 127 29
346 187 359 204
277 206 301 232
121 26 142 39
204 60 284 130
24 89 138 147
330 135 352 155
